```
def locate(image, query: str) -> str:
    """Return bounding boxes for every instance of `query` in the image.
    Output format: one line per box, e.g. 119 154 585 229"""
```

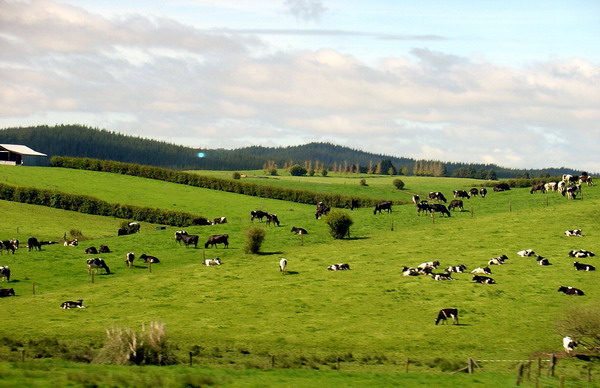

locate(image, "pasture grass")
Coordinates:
0 165 598 385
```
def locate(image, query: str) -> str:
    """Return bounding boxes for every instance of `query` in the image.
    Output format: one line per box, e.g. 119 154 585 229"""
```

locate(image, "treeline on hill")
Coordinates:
51 156 381 208
0 183 209 227
0 125 583 178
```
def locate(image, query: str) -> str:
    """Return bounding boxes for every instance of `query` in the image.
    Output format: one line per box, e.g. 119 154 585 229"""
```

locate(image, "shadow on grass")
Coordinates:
255 251 284 256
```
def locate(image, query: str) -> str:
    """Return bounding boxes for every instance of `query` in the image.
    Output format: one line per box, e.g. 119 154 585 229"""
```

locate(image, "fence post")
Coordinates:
337 357 340 371
537 357 542 377
468 357 473 374
405 357 409 373
189 352 193 366
32 281 35 295
91 272 94 284
271 355 275 369
527 360 532 380
547 354 556 377
509 201 512 212
148 262 152 273
588 365 592 382
391 220 394 232
516 363 524 386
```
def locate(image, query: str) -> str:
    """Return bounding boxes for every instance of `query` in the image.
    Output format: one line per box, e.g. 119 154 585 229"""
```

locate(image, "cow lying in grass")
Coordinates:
61 299 87 309
558 286 584 296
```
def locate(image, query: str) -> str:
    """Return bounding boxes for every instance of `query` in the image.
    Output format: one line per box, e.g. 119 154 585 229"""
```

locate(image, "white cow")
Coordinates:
563 336 577 354
203 258 222 266
279 258 287 274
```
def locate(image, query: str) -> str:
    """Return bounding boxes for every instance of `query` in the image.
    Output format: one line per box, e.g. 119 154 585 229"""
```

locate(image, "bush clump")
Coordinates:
244 226 266 254
393 178 405 190
325 210 353 239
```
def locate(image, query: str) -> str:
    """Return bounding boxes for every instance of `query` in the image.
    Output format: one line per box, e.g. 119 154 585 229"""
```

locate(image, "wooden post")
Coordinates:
471 207 474 217
271 355 275 369
431 211 435 224
405 357 409 373
509 201 512 212
337 357 340 371
516 363 524 386
537 357 542 377
91 272 94 284
148 262 152 273
468 357 473 374
32 281 35 295
21 349 25 362
547 354 556 377
391 220 394 231
301 234 304 246
189 352 193 366
588 366 592 382
527 360 532 380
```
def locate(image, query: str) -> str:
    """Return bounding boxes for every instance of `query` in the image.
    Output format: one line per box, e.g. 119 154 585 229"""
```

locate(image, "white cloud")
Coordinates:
284 0 327 23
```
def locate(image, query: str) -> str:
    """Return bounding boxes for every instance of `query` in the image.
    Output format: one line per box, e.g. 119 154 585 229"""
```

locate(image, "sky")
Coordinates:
1 0 599 172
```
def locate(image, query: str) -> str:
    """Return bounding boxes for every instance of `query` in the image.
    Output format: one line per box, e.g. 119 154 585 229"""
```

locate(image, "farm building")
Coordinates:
0 144 48 166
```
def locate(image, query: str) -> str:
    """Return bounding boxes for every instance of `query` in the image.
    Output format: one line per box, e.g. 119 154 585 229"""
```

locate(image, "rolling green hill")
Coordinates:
0 165 597 386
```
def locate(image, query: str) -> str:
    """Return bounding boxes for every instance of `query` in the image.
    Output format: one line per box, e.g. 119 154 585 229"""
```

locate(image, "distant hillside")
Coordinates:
0 125 582 178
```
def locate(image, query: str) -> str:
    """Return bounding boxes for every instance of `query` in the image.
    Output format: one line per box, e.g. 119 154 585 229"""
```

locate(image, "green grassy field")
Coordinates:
0 166 598 386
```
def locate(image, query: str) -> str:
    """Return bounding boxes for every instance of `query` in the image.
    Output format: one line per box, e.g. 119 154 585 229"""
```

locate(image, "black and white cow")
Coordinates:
86 258 110 275
279 258 287 274
418 261 440 271
328 263 350 271
558 286 584 296
174 230 188 244
125 252 135 267
1 240 17 254
537 256 551 266
471 267 492 275
373 200 393 215
569 249 595 258
61 299 86 309
573 261 595 271
401 266 419 276
517 249 537 257
205 234 229 249
203 258 222 266
250 210 268 222
266 213 280 226
315 202 331 219
429 203 451 217
435 308 459 325
128 222 141 233
448 200 463 211
64 239 78 247
446 264 467 273
479 188 488 198
494 183 510 192
213 217 227 225
411 195 420 205
469 188 479 197
428 192 447 203
0 288 15 297
432 273 454 281
488 255 509 265
140 254 160 264
473 275 496 284
27 237 41 251
0 266 10 282
453 190 470 199
291 227 308 235
84 247 98 255
563 336 577 354
565 229 583 237
416 201 430 216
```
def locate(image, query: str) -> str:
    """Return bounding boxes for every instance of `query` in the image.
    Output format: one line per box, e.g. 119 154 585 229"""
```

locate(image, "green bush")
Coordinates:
244 226 266 254
232 171 241 179
393 178 405 190
325 210 353 239
288 164 307 176
321 169 328 177
359 179 367 186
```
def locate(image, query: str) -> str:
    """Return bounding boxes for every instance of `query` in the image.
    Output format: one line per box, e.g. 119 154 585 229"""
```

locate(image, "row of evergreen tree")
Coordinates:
0 125 583 178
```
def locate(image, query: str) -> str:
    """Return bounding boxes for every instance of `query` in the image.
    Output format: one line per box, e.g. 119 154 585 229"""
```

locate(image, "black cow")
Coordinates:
85 247 98 255
61 299 86 309
179 234 199 248
428 192 447 203
480 188 488 198
453 190 470 199
0 288 15 297
86 258 110 275
494 183 510 192
266 213 280 226
99 245 111 253
140 254 160 264
530 183 546 194
27 237 41 251
558 286 584 296
349 199 359 210
429 203 451 217
251 210 268 222
435 308 459 325
205 234 229 249
448 200 463 211
0 266 10 282
373 200 393 215
291 227 308 235
315 202 330 219
473 275 495 284
174 230 188 245
573 261 595 271
469 188 479 197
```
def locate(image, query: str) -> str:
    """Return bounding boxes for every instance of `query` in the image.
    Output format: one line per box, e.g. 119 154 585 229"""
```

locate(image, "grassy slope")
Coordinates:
0 166 598 385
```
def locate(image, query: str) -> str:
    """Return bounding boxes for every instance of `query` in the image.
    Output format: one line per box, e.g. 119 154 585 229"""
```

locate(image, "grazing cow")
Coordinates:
517 249 537 257
429 203 451 217
537 256 551 266
175 230 188 244
565 229 583 237
128 222 141 233
125 252 135 267
573 261 595 271
203 258 222 266
61 299 86 309
471 267 492 275
564 185 579 200
418 261 440 271
435 308 459 325
290 227 308 235
99 245 111 253
140 254 160 264
250 210 268 222
432 273 454 281
373 200 393 215
401 266 419 276
579 175 594 186
428 192 447 203
213 217 227 225
328 263 350 271
562 174 578 183
86 258 110 275
446 264 467 273
279 258 287 274
469 188 479 197
569 249 595 258
27 237 41 251
192 217 213 226
558 286 584 296
563 336 577 354
545 182 558 192
530 183 546 194
0 266 10 282
64 239 78 247
448 200 463 211
0 288 15 297
179 234 199 248
411 195 420 205
315 202 331 219
494 183 510 192
205 234 229 249
349 199 359 210
0 240 16 254
416 201 430 216
84 247 98 255
453 190 470 199
266 213 280 226
473 275 496 284
479 188 488 198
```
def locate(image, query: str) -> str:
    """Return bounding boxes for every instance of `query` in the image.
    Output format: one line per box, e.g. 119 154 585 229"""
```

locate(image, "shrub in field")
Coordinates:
95 322 177 366
359 179 367 186
244 226 266 254
393 178 405 190
321 169 328 177
232 171 241 179
325 210 353 239
289 164 307 176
